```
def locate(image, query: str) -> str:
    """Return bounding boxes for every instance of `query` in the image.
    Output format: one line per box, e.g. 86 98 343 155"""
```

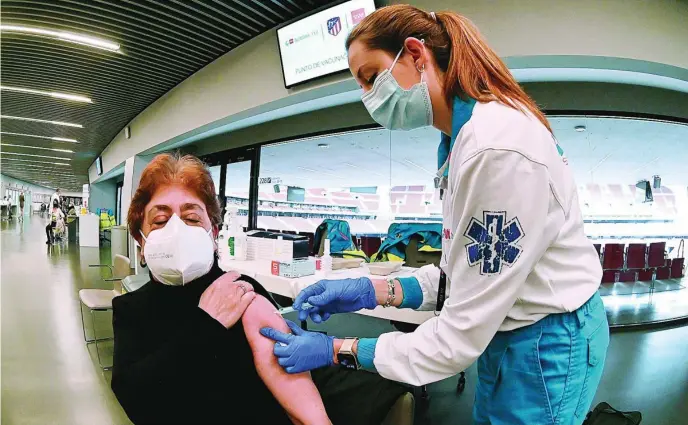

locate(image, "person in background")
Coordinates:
112 153 407 425
46 199 64 244
7 195 13 220
50 188 61 210
18 191 25 222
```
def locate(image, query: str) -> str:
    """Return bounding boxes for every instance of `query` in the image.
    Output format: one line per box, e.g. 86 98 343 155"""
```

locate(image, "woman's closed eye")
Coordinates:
183 215 202 225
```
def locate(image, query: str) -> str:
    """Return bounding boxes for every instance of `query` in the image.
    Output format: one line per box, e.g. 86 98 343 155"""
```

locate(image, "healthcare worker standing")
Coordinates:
261 5 609 425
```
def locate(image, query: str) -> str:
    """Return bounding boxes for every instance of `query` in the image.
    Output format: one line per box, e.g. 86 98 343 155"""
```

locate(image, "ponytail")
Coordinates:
347 5 553 134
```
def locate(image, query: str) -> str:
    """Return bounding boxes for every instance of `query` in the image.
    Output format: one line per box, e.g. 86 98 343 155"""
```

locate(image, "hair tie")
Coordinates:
430 11 437 21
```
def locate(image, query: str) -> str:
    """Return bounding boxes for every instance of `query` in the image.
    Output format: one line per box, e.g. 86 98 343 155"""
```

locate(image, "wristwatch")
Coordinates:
337 337 361 370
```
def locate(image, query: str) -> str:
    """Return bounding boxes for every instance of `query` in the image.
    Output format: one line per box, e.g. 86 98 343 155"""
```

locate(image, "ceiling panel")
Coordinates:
1 0 337 191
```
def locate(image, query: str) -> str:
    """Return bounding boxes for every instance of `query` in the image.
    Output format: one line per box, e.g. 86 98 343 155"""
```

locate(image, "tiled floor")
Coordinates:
2 216 688 425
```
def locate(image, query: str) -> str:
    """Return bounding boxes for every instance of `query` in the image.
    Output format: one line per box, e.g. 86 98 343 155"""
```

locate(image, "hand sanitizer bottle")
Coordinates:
321 238 333 275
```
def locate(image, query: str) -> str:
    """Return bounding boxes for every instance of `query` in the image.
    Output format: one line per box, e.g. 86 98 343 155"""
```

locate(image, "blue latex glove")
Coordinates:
293 277 377 323
259 320 334 374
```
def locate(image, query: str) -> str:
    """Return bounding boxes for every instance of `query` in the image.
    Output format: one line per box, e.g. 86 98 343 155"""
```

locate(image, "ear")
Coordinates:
403 37 428 71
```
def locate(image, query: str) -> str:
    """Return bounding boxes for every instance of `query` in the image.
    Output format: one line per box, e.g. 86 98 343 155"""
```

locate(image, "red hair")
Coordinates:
346 5 552 133
128 153 221 241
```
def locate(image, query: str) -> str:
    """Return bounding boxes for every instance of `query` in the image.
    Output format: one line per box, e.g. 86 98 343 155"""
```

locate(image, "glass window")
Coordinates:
259 129 393 235
224 161 251 230
551 116 688 250
256 117 687 250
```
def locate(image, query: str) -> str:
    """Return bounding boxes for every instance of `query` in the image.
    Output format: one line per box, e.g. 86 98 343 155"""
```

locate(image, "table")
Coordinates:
78 214 100 247
219 258 435 325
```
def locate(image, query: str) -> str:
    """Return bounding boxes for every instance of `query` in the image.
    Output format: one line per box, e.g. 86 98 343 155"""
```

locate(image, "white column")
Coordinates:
122 155 153 270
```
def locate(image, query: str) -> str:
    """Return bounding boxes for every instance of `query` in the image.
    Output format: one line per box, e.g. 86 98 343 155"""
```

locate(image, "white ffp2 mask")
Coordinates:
140 214 214 286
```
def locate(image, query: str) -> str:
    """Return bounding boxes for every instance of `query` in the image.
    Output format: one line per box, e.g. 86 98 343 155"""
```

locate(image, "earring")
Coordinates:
416 63 425 73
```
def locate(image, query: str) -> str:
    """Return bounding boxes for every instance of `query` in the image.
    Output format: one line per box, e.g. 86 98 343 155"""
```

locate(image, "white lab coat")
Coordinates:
50 193 61 207
373 101 602 386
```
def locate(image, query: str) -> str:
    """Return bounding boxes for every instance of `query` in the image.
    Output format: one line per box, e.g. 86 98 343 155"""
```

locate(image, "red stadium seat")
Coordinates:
618 270 638 282
601 270 617 284
671 258 685 278
637 269 653 282
647 242 666 268
655 265 671 280
360 236 382 258
671 240 685 279
626 243 647 269
602 244 624 270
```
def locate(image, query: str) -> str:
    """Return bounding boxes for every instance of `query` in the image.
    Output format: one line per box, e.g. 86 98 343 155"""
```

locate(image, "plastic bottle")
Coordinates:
218 222 229 262
226 207 238 260
234 218 247 261
321 238 333 275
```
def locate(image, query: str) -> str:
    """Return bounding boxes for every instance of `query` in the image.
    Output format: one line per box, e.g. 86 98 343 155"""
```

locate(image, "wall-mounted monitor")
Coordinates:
95 156 103 176
277 0 376 88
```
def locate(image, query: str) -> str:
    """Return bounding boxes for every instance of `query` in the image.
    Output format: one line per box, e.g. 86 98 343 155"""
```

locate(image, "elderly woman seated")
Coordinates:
111 153 407 425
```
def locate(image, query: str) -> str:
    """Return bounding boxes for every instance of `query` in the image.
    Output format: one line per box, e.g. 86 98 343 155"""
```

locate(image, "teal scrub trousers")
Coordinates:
474 292 609 425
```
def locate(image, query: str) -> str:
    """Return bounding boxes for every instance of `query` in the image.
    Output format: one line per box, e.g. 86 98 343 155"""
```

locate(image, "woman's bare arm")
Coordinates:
242 294 331 425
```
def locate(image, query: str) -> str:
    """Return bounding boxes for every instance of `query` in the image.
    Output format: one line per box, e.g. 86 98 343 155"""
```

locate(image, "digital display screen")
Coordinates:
277 0 376 88
96 157 103 176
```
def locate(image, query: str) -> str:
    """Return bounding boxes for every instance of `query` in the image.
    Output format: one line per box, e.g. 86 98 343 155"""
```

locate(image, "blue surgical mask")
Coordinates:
361 44 433 131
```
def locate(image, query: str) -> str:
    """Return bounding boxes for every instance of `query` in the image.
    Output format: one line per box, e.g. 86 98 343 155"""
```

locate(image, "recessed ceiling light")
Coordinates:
574 125 586 132
0 115 83 128
0 131 79 143
0 158 70 166
0 85 92 103
1 143 73 153
1 152 71 160
0 24 121 52
1 161 71 170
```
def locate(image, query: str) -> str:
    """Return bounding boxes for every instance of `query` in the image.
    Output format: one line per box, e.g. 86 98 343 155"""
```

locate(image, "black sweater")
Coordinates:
111 261 291 425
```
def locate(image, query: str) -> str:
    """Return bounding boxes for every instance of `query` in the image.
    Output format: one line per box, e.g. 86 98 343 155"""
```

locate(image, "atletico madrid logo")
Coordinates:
327 17 342 36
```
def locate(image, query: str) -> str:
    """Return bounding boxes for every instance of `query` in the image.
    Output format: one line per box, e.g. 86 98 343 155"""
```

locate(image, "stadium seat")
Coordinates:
618 270 638 283
638 269 653 282
670 240 685 278
626 243 647 269
602 244 625 270
648 242 666 268
655 265 671 280
360 236 382 258
601 270 617 284
671 258 685 278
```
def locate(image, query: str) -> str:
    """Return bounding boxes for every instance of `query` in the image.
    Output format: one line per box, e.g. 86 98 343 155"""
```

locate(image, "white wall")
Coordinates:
0 174 54 196
90 0 688 182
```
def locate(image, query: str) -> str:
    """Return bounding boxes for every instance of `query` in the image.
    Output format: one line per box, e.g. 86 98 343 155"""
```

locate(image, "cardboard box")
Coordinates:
247 230 309 261
271 258 316 278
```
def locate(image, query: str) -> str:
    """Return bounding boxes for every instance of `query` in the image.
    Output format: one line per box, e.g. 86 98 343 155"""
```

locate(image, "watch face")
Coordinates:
337 353 359 370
